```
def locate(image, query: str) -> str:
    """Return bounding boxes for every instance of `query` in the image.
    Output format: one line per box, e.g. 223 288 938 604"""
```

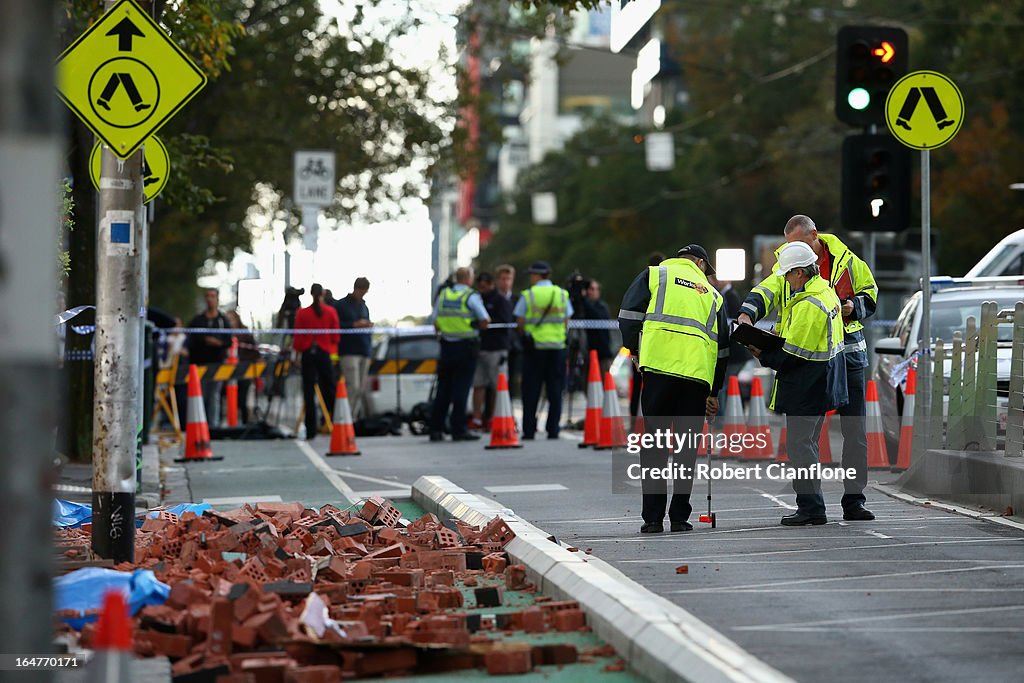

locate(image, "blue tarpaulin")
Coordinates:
53 499 92 528
54 568 170 630
147 503 211 518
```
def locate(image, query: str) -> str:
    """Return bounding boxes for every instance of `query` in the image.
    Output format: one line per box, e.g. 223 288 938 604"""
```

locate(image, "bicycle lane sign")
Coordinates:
294 150 336 208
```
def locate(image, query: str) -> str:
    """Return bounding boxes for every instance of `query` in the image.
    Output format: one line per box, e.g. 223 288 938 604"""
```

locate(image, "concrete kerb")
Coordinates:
412 475 794 683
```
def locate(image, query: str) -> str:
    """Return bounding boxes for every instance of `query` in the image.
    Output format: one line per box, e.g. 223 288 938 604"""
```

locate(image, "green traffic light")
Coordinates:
848 87 870 110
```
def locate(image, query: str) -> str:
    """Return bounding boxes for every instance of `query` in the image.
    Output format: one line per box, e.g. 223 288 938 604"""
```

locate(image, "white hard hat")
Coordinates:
777 241 817 275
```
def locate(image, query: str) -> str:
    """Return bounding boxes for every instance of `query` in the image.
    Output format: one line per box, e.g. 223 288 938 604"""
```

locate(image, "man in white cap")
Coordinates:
745 241 847 525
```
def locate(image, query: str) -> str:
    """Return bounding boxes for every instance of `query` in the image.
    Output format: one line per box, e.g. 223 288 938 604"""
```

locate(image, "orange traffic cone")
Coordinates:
579 350 603 449
866 380 890 469
776 423 789 462
86 590 132 682
696 420 712 456
176 365 221 462
327 377 361 456
486 373 522 450
719 376 745 459
743 377 775 460
818 410 835 465
892 367 916 472
226 336 239 427
595 372 627 449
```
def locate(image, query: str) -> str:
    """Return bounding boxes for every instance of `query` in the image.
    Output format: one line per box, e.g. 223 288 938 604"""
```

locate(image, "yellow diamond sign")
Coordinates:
57 0 207 159
90 136 169 204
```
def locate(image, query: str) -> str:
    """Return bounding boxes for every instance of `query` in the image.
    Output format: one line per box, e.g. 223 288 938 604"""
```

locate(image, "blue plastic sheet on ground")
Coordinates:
147 502 211 518
53 499 92 528
54 568 170 630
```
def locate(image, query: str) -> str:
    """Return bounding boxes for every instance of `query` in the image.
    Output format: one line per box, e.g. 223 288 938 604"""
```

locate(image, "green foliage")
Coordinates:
59 180 74 282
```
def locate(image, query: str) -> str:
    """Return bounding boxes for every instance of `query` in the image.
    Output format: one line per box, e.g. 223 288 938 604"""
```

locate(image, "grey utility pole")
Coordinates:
91 0 149 563
0 0 60 674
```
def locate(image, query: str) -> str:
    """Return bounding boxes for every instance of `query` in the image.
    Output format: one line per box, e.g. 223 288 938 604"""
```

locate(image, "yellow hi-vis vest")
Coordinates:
776 275 845 362
523 284 569 350
639 258 722 387
436 287 478 339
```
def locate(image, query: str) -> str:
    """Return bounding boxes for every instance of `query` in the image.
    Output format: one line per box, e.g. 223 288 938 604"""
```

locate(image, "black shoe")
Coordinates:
843 504 875 521
670 521 693 532
781 511 828 526
640 522 664 534
522 433 535 440
428 432 444 442
547 433 560 440
452 432 480 441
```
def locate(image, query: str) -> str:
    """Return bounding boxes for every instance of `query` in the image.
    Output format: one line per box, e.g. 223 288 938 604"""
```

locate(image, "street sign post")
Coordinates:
294 150 337 208
56 0 207 158
886 70 964 454
90 136 169 203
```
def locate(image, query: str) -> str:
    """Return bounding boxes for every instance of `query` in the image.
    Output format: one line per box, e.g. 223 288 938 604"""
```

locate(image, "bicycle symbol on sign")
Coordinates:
298 158 329 180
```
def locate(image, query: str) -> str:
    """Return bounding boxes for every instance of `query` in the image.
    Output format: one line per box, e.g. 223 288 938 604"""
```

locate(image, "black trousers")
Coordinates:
521 348 567 437
838 365 867 508
430 339 478 437
302 347 335 437
786 413 827 517
640 372 708 524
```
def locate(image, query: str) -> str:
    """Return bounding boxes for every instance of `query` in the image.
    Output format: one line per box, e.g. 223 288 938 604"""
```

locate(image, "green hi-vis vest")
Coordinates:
523 284 569 350
436 287 478 339
776 275 845 362
749 233 877 337
639 258 722 387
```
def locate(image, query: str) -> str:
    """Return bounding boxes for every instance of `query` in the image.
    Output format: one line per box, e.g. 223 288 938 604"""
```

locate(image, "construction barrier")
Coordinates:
1006 303 1024 458
946 331 965 451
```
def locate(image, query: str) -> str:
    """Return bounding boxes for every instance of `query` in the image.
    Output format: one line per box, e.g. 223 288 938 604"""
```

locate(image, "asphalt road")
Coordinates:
168 423 1024 683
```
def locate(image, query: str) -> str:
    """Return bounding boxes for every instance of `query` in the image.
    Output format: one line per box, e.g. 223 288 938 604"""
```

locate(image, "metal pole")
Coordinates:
91 0 147 564
0 0 60 672
917 150 932 446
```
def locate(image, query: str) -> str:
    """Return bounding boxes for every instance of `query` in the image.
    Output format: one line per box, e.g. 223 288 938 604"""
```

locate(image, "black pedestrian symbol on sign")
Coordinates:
895 87 955 132
96 72 151 113
142 157 160 187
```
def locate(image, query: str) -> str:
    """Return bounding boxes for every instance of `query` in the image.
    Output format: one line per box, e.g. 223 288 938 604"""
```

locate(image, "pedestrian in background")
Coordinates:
630 252 665 419
746 241 847 525
739 214 877 521
333 277 373 419
470 271 513 431
496 264 522 398
226 310 260 424
430 267 490 442
293 284 340 440
186 288 230 427
580 277 614 376
618 245 729 534
515 261 572 440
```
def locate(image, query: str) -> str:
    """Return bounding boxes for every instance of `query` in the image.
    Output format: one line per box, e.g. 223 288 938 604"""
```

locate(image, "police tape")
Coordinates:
59 319 624 336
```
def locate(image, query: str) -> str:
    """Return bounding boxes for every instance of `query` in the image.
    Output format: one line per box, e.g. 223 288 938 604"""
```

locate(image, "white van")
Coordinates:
965 228 1024 277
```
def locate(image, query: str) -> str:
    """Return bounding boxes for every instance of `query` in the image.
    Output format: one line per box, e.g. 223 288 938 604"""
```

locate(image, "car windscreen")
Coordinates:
924 294 1024 343
381 337 439 361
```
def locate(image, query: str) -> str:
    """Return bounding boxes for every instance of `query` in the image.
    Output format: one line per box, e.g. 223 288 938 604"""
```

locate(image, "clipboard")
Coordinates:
731 322 785 352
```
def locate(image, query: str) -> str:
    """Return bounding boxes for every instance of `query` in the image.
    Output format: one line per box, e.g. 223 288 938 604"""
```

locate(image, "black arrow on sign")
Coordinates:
105 17 145 52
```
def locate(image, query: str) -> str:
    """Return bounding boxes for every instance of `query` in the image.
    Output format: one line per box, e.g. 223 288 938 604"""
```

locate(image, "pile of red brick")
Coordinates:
54 497 614 680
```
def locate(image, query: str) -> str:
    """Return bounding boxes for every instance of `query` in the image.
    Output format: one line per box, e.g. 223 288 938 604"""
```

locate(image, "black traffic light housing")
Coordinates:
841 134 911 232
836 26 908 127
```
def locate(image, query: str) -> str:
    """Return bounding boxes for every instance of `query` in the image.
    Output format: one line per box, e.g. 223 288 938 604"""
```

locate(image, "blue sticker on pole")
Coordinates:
110 221 131 243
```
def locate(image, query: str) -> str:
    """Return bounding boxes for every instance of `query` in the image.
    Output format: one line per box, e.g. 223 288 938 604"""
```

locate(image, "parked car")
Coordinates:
965 228 1024 278
873 277 1024 448
366 333 439 418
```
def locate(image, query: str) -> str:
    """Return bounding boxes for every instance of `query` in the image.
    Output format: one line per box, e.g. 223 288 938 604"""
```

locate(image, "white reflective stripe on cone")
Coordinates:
188 394 207 423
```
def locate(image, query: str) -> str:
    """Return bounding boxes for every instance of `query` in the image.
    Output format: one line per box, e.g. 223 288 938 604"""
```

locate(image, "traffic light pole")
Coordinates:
918 150 933 443
91 0 148 565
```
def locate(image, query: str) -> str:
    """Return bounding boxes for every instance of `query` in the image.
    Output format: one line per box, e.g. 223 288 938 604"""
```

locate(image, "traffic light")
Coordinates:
836 26 908 127
841 133 911 232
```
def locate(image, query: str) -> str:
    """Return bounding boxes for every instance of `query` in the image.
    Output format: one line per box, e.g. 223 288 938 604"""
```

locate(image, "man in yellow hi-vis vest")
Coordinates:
747 241 847 525
739 214 877 521
429 267 490 442
514 261 573 439
618 245 730 534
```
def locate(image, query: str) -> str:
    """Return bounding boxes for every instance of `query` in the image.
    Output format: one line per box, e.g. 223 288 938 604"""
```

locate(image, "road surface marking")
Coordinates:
351 489 413 499
670 564 1024 594
751 487 797 510
203 494 283 505
650 537 1024 561
333 470 412 488
734 603 1024 631
872 482 1024 532
865 530 893 539
687 587 1024 593
484 484 569 493
747 626 1024 633
193 465 306 475
295 439 359 504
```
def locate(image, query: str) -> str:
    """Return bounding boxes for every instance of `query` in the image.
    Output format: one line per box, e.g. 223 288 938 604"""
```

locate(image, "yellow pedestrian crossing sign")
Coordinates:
90 136 169 204
56 0 207 159
885 70 964 150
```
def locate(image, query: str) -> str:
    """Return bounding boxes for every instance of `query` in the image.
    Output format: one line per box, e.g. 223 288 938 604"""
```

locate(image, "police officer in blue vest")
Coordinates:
429 267 490 442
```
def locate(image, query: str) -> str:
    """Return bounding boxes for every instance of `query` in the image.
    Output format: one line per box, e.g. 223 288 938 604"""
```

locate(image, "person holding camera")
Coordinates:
293 284 340 440
429 267 490 442
514 261 573 440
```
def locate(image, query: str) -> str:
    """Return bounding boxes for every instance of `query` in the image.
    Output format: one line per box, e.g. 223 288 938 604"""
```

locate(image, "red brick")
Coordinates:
283 666 342 683
520 607 546 633
231 624 258 650
485 643 533 675
207 598 233 658
532 643 578 666
167 580 207 609
216 675 256 683
135 630 193 658
552 609 586 631
482 553 508 574
504 564 529 590
426 570 454 587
